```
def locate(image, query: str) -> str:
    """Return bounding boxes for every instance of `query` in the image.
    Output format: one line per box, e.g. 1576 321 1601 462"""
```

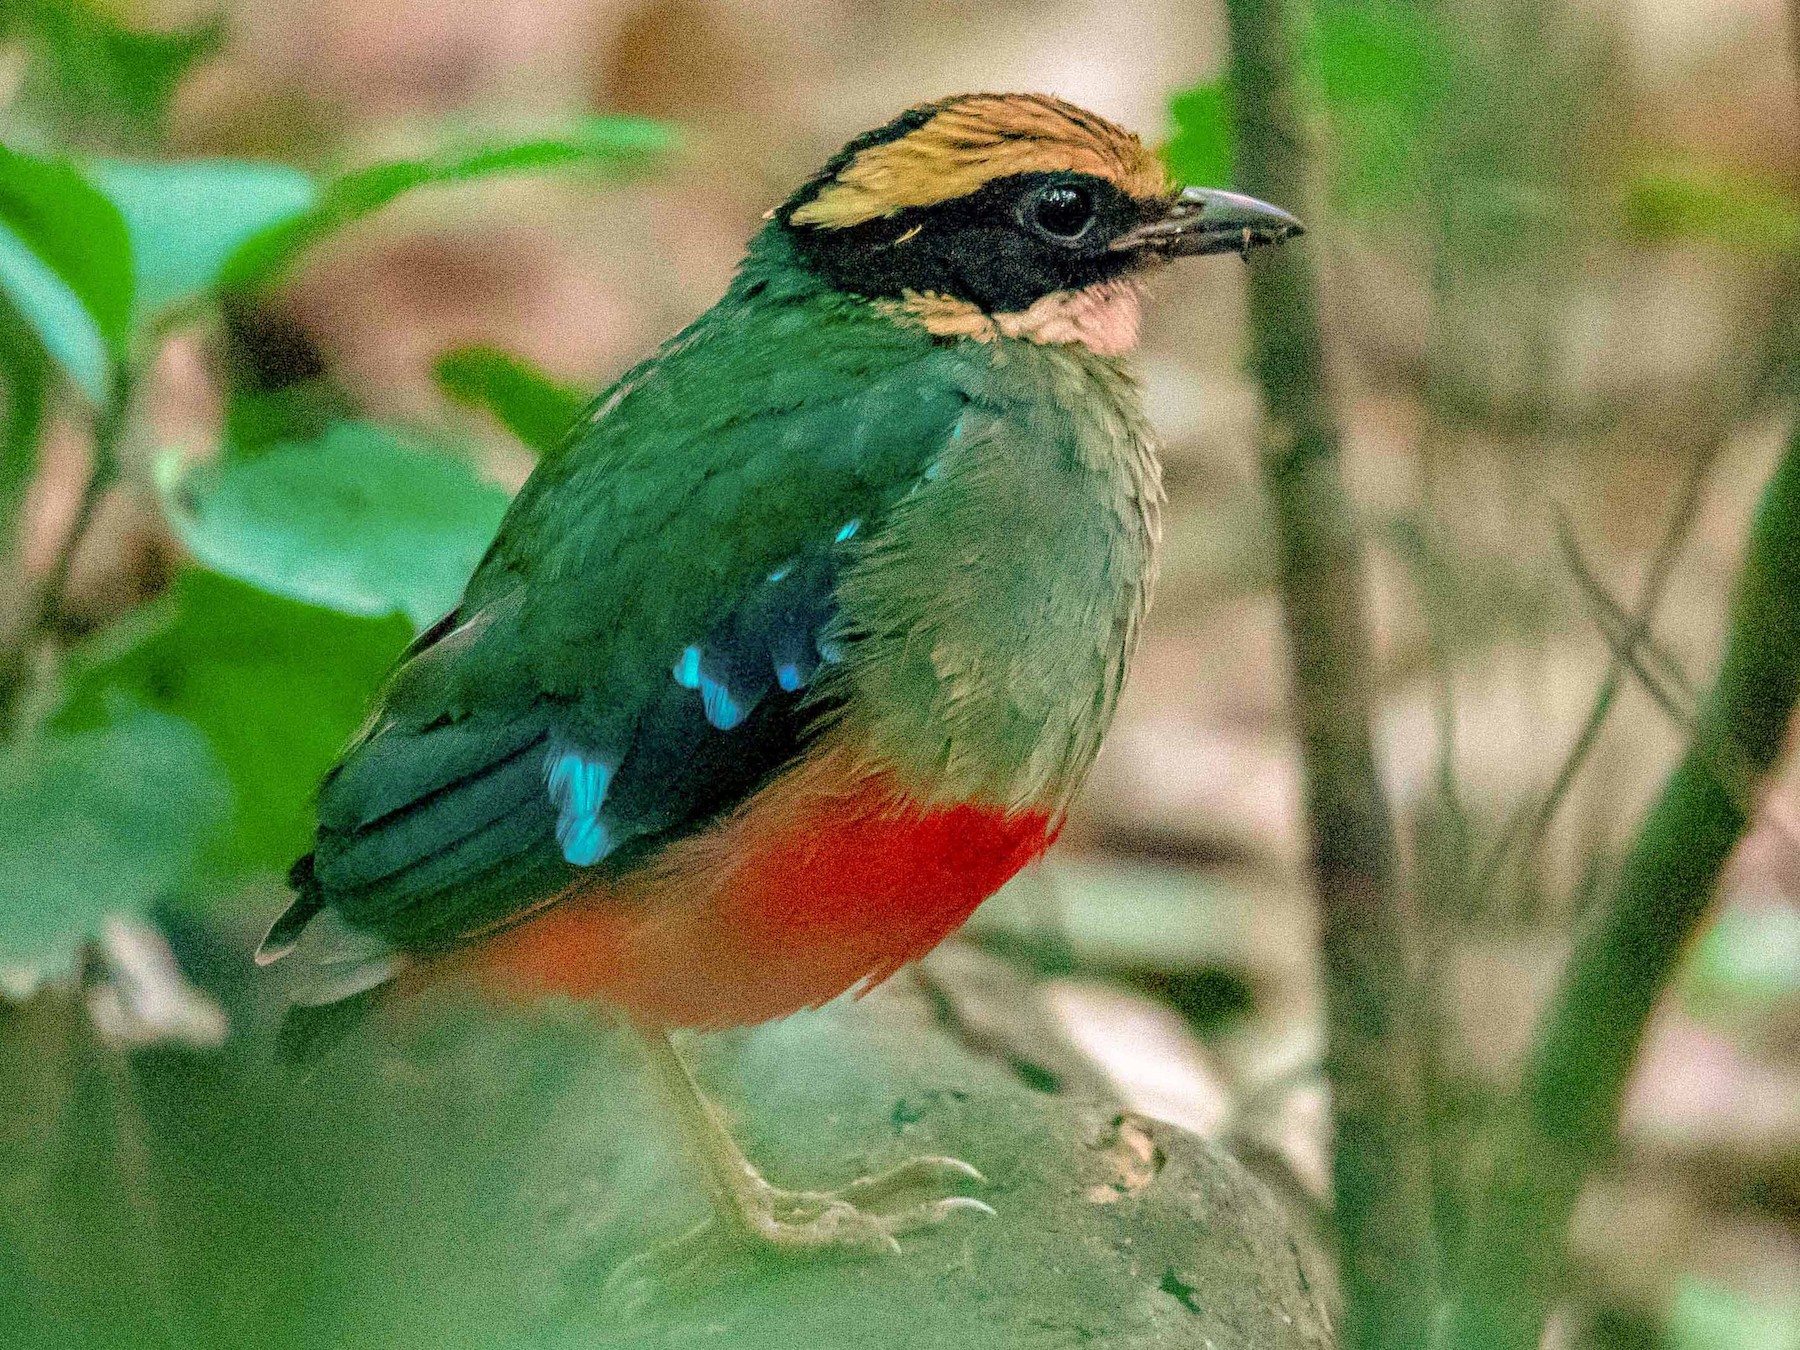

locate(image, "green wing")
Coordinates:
281 290 977 957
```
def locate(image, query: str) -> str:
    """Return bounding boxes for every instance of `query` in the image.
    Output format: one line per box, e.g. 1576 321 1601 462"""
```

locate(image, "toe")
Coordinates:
881 1193 998 1238
836 1155 987 1211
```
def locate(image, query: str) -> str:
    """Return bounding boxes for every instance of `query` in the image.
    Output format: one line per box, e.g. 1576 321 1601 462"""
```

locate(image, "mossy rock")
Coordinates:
0 972 1333 1349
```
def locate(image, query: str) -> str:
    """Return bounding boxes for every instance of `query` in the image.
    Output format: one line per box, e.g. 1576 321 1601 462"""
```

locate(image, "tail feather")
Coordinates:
255 855 327 965
261 852 406 1071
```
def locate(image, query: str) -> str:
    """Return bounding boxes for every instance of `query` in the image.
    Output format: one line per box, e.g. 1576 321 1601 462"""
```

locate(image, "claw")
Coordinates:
604 1152 993 1304
834 1155 988 1212
882 1193 997 1237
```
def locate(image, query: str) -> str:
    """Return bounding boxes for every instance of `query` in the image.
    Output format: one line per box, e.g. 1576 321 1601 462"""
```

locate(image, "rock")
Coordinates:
1 973 1334 1350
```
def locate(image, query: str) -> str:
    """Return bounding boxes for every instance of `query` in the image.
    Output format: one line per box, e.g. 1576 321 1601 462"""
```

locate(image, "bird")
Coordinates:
258 92 1301 1265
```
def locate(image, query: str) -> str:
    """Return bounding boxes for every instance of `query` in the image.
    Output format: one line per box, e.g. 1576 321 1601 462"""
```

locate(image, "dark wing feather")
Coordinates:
269 293 975 968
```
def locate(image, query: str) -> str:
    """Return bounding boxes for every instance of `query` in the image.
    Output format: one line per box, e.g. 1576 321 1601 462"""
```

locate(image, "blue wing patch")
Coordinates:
546 745 614 865
665 524 848 734
545 522 852 868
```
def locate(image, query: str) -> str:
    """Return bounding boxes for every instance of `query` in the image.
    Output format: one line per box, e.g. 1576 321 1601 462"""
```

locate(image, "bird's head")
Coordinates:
771 93 1302 355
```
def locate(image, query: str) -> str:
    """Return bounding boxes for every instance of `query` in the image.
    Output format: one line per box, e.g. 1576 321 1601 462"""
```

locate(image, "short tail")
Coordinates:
261 853 407 1066
256 854 327 965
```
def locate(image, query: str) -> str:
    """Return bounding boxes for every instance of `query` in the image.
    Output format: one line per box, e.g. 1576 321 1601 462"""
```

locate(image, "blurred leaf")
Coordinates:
1679 902 1800 1025
222 379 357 459
1624 163 1800 255
1667 1278 1800 1350
91 160 318 324
219 117 677 291
0 145 132 398
0 707 229 993
0 223 109 403
0 301 49 512
56 570 411 876
1 0 223 144
1163 81 1234 188
434 343 586 455
969 857 1281 992
218 294 358 458
161 421 510 629
1315 0 1436 205
1164 0 1436 207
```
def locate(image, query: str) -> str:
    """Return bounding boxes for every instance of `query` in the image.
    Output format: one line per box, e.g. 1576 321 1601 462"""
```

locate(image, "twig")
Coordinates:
1470 441 1712 903
1557 513 1800 872
1220 1 1441 1346
1554 515 1698 714
1441 407 1800 1350
0 361 134 737
1471 274 1798 907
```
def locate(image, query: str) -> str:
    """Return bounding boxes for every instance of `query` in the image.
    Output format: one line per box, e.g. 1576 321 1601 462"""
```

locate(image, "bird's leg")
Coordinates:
629 1020 994 1258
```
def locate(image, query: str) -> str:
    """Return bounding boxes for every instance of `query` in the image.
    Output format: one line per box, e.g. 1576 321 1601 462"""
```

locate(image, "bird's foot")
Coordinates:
725 1153 994 1254
602 1155 992 1308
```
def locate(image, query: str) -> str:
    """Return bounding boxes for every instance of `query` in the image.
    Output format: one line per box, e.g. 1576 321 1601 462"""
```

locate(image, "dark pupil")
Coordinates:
1033 185 1093 238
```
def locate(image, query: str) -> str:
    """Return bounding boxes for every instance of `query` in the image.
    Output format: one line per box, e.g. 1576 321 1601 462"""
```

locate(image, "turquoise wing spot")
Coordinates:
547 747 614 865
672 646 702 690
699 672 748 730
834 518 861 542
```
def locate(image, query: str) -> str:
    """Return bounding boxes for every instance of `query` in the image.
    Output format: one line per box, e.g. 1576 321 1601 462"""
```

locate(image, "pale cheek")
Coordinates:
1004 283 1143 357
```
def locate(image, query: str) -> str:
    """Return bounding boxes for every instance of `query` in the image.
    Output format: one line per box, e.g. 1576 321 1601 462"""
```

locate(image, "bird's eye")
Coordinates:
1026 183 1096 241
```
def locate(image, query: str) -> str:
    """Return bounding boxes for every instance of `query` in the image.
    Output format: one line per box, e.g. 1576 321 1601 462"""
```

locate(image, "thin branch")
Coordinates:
1441 407 1800 1350
1554 515 1698 714
1557 514 1800 872
1470 262 1798 908
1470 446 1710 903
1220 1 1441 1345
0 362 134 737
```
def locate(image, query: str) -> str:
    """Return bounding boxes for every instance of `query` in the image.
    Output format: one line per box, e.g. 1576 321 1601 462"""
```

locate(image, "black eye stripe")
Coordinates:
782 171 1146 313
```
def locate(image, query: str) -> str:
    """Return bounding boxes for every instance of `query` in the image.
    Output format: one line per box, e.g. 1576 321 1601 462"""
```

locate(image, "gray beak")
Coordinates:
1112 186 1305 258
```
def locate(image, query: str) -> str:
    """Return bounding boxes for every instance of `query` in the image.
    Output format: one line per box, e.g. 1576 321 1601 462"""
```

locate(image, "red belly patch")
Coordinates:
472 756 1054 1029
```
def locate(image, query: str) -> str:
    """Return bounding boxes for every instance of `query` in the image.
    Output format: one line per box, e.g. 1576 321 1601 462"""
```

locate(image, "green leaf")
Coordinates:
0 299 50 507
0 148 132 345
1315 0 1436 205
0 707 230 992
218 293 359 458
56 570 411 876
1624 163 1800 255
91 159 318 324
0 145 133 398
969 858 1277 1033
434 343 586 455
1 0 222 143
971 859 1254 967
1163 0 1438 207
220 117 676 291
1679 902 1800 1025
161 421 510 629
0 222 109 403
1667 1278 1800 1350
1163 81 1234 188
